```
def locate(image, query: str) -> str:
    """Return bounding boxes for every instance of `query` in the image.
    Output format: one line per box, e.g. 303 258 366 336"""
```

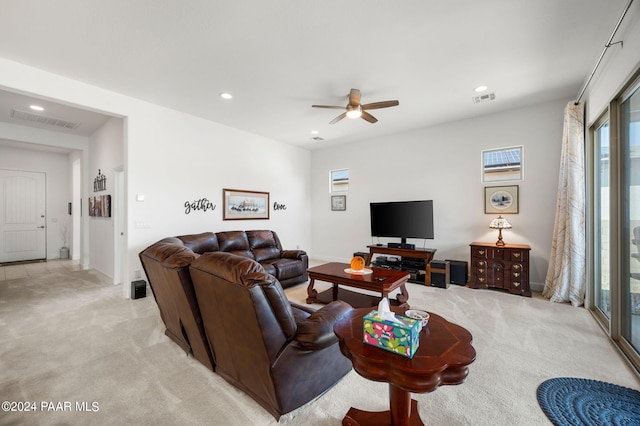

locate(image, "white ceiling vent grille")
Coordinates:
11 109 80 129
473 93 496 104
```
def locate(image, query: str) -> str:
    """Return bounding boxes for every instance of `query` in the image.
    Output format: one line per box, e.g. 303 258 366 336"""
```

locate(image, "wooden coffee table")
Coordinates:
306 262 411 308
333 307 476 426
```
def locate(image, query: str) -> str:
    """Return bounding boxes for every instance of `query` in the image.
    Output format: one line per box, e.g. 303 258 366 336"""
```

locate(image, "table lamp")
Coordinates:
489 215 512 246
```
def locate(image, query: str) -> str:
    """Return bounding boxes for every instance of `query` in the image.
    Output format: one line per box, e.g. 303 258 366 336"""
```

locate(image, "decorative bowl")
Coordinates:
405 309 430 327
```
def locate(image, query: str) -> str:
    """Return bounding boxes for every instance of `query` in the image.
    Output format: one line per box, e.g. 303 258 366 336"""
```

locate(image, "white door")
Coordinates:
0 169 46 263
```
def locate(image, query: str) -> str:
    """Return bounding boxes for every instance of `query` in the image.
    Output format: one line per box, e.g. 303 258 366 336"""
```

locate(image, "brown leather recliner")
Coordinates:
139 238 215 371
139 230 309 372
189 252 353 419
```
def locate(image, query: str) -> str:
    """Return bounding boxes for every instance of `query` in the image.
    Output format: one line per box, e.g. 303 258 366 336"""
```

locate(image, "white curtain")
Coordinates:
543 101 586 307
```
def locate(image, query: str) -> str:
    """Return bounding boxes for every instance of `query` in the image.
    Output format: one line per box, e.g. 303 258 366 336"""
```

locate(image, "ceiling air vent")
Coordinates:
473 93 496 104
311 136 324 141
11 109 80 129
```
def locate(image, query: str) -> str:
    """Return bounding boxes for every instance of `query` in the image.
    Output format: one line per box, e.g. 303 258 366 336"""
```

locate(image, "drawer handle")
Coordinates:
479 250 485 255
513 253 521 258
478 278 485 283
478 261 486 266
513 282 521 287
478 268 485 273
513 265 521 270
513 272 520 277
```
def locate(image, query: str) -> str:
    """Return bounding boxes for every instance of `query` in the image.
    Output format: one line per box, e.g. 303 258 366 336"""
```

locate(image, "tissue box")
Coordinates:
363 310 421 358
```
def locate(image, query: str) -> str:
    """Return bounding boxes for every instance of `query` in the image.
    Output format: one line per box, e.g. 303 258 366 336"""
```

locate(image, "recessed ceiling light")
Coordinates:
29 105 44 111
474 85 488 93
220 92 233 100
311 130 319 135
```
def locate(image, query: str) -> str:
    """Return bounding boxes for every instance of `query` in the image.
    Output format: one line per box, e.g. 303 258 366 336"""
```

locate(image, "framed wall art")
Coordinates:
88 195 112 218
484 185 519 214
331 195 346 211
223 189 269 220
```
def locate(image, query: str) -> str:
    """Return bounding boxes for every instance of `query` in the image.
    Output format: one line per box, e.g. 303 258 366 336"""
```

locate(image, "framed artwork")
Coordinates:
223 189 269 220
485 185 519 214
88 195 111 217
331 195 346 211
482 146 523 182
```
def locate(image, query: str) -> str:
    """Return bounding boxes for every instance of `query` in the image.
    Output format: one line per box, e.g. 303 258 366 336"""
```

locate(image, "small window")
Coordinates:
330 169 349 192
482 146 523 182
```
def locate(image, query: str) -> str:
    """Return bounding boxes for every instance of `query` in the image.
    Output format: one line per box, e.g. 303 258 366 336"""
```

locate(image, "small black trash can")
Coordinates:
131 280 147 299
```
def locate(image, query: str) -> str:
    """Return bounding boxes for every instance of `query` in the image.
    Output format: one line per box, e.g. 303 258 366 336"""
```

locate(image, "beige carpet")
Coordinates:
1 262 638 426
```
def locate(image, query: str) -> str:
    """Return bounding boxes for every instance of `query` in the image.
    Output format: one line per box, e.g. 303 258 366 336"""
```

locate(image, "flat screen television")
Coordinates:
370 200 434 244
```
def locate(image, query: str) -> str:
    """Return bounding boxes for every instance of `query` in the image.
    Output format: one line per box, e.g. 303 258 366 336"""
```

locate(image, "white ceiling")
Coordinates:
0 1 631 150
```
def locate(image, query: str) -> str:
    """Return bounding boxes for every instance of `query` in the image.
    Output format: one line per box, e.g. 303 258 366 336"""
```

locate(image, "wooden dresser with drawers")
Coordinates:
469 242 531 297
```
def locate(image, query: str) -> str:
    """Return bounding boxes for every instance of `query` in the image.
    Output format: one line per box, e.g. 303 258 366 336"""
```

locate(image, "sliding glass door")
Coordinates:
590 73 640 372
594 120 611 319
622 84 640 353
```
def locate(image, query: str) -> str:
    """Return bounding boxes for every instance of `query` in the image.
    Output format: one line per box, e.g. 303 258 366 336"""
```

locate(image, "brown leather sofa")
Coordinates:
176 230 308 287
139 230 310 373
189 251 353 419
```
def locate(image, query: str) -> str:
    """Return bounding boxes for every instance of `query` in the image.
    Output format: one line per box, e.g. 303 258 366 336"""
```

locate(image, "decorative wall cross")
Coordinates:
94 169 107 192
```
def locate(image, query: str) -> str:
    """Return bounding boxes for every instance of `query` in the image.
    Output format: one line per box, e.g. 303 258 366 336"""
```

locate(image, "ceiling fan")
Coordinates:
312 88 399 124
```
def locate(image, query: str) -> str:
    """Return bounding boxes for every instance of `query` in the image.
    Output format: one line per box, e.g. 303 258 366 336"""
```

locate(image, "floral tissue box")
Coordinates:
363 310 421 358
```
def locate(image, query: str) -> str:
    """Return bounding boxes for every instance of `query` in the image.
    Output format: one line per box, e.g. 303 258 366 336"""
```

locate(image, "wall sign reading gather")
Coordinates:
185 198 216 214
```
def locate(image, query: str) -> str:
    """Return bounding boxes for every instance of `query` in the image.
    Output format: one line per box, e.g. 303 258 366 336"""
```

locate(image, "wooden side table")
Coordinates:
469 242 531 297
333 307 476 426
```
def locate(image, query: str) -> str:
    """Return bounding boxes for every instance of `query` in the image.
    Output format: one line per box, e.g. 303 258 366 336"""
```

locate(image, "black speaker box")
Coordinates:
430 260 450 289
387 242 416 249
131 280 147 299
353 251 369 262
445 260 469 285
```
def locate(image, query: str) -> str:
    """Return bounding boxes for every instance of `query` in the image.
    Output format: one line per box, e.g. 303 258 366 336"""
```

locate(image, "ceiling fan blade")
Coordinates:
312 105 346 109
329 112 347 124
348 89 361 106
361 100 399 110
361 111 378 123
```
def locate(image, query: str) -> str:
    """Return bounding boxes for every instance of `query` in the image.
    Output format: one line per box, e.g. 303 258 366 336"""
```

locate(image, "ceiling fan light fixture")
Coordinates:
346 104 362 119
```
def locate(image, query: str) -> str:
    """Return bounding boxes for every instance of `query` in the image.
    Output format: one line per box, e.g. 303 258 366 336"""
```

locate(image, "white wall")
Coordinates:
310 98 568 290
585 2 640 125
88 117 124 278
0 145 71 259
126 106 312 275
0 57 312 297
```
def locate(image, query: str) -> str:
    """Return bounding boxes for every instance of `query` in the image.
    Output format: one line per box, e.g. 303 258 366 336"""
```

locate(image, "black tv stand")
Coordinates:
367 245 437 285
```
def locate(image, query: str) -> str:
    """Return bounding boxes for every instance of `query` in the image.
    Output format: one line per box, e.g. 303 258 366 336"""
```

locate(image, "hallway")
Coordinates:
0 259 80 281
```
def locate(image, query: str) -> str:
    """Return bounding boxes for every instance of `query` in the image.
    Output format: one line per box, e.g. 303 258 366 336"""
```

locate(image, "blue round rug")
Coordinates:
537 377 640 426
